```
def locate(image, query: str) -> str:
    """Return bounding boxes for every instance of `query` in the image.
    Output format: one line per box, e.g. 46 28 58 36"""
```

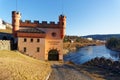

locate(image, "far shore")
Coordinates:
63 41 105 55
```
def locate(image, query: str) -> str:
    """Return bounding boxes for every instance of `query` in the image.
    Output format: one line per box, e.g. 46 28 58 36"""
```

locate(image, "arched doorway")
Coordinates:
48 49 59 61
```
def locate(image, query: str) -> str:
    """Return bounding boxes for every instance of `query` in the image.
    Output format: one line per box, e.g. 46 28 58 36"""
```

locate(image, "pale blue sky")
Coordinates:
0 0 120 36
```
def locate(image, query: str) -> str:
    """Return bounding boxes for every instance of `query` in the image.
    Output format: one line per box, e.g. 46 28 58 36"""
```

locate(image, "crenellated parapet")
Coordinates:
20 20 61 28
12 11 66 39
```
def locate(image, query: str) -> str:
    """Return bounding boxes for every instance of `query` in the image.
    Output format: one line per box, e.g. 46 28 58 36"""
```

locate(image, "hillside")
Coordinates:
63 36 104 54
83 34 120 40
0 19 12 33
0 27 12 33
0 50 51 80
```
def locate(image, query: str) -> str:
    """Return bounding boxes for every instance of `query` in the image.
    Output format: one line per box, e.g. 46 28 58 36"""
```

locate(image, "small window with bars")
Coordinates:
37 39 40 42
24 38 27 42
24 47 26 52
31 38 33 42
37 47 40 52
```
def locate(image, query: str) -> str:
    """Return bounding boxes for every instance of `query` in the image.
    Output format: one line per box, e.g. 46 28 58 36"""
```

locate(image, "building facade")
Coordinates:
12 11 66 61
0 19 6 29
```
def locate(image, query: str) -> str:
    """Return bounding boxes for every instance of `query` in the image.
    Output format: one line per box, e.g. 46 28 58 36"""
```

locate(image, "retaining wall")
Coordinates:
0 40 10 50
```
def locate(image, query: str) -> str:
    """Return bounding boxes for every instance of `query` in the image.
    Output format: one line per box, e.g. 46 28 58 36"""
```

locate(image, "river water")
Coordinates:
64 45 120 64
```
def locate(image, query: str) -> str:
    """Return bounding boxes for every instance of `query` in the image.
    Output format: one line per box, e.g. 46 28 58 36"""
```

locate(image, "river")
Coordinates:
64 45 120 64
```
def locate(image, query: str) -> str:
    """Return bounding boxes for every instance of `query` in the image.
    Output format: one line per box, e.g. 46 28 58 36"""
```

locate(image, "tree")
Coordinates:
106 37 120 50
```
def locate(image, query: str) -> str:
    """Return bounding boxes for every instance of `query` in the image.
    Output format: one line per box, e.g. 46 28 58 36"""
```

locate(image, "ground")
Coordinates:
0 50 51 80
0 50 119 80
48 62 120 80
48 64 93 80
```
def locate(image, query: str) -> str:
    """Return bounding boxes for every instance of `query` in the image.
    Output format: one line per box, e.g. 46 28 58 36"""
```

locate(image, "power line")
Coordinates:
16 0 18 11
61 0 64 15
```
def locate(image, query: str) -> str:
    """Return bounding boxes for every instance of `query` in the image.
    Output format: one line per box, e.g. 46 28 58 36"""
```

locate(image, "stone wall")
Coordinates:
0 40 10 50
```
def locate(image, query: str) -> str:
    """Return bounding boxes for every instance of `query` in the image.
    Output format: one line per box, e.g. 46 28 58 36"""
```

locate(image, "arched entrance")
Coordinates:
48 49 59 61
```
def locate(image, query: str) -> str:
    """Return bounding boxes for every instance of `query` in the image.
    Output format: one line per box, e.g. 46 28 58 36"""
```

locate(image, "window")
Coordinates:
14 20 16 23
51 32 57 37
37 39 40 42
24 47 26 52
62 22 64 25
24 38 27 42
31 38 33 42
37 47 40 52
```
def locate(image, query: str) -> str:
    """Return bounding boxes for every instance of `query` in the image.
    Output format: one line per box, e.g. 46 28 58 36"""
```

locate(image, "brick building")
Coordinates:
12 11 66 61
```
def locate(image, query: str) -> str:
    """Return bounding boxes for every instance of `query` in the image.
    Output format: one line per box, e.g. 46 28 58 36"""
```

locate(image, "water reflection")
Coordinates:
64 45 120 64
109 50 120 60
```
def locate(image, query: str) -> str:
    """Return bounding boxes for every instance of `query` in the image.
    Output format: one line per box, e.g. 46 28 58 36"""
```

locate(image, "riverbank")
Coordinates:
48 45 120 80
106 46 120 52
83 57 120 73
48 61 120 80
82 57 120 80
105 37 120 52
63 41 104 55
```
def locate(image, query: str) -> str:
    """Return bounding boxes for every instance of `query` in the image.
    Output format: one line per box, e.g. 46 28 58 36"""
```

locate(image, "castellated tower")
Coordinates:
11 10 66 61
12 11 21 37
59 15 66 39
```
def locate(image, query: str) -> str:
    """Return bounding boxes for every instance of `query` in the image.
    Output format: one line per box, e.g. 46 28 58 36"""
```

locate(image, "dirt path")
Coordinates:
48 64 93 80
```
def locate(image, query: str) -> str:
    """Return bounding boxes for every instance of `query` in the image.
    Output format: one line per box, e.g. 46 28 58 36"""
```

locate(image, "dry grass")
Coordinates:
0 50 51 80
0 28 12 33
74 65 120 80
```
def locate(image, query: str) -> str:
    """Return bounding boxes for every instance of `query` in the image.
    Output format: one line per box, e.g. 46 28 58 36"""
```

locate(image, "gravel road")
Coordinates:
48 64 94 80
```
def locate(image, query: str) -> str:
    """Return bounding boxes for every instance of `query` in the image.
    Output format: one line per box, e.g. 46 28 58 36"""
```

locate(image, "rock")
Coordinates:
83 57 120 73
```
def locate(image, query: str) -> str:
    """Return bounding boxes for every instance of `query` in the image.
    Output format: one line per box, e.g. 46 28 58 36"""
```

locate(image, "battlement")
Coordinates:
20 20 58 24
34 20 39 24
59 14 66 18
25 20 31 23
20 20 61 28
12 11 21 17
17 13 66 28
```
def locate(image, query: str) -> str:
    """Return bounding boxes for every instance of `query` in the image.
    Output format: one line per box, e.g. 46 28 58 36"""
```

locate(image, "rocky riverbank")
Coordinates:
83 57 120 73
48 59 120 80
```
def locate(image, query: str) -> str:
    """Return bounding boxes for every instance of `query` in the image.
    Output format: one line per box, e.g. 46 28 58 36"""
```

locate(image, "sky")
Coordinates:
0 0 120 36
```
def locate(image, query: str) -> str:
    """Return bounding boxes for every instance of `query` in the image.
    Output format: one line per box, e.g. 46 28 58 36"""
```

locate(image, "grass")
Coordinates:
0 50 51 80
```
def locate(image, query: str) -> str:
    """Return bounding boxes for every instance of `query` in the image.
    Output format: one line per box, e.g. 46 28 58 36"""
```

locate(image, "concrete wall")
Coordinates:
0 40 10 50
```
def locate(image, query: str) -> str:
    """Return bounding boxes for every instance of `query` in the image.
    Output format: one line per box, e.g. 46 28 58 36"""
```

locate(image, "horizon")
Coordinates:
1 0 120 36
66 33 120 37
